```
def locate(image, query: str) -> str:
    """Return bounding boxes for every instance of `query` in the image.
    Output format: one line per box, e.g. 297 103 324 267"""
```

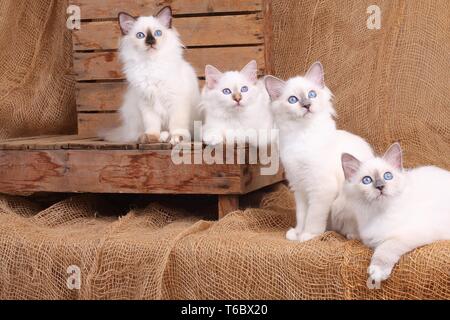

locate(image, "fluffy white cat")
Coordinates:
102 7 200 144
264 62 374 242
201 61 273 146
336 143 450 282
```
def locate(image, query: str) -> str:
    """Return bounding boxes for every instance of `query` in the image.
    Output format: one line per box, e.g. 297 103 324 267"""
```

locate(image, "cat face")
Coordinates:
264 62 334 121
204 61 259 110
342 143 405 203
118 7 177 55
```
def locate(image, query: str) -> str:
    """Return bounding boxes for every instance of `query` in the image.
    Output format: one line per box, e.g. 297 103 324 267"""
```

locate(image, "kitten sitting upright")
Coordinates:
265 62 374 242
102 6 200 145
201 61 273 146
336 143 450 282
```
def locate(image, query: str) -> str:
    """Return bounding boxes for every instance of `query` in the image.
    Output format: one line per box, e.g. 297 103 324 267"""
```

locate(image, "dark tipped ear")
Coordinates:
264 76 286 101
342 153 361 180
205 65 223 89
305 61 325 88
118 12 136 35
383 143 403 170
156 6 172 28
240 60 258 83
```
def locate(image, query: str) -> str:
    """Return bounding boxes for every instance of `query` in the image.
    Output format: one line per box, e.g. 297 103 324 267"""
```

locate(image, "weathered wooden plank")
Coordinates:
67 141 137 150
218 194 239 218
0 149 244 195
76 80 204 112
73 14 264 51
78 113 120 137
73 46 265 81
70 0 263 19
241 163 285 194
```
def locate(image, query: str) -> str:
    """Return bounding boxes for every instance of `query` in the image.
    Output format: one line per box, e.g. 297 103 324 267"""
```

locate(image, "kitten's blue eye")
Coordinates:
308 90 317 99
222 88 232 95
362 176 373 185
154 30 162 37
288 96 299 104
136 32 145 39
241 86 249 93
384 172 393 180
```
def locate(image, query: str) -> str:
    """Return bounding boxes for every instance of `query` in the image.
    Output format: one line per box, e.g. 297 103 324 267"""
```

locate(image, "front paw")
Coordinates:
286 228 301 241
203 133 224 146
138 133 160 144
367 264 392 283
170 130 191 145
298 232 320 242
346 233 359 240
159 131 170 143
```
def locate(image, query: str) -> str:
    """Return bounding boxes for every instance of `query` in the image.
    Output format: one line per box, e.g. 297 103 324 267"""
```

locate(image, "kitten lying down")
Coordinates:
101 7 200 145
333 143 450 282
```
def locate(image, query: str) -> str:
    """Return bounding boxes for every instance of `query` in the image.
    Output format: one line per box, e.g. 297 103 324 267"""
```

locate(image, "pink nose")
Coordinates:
233 93 242 102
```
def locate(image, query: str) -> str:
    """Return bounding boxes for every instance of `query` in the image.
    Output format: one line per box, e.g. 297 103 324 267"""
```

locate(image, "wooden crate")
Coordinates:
0 0 282 218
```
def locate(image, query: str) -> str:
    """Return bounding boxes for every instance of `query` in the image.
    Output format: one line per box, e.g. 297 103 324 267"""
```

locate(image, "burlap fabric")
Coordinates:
272 0 450 169
0 0 76 139
0 0 449 300
0 186 448 300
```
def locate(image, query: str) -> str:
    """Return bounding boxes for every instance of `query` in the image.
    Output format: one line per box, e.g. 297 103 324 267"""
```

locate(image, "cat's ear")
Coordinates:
205 65 223 89
264 76 286 101
156 6 173 28
118 12 137 35
305 61 325 88
240 60 258 83
341 153 361 180
383 143 403 170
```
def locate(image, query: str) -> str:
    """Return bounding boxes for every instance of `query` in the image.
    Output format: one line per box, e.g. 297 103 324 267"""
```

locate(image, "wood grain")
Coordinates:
73 14 264 51
0 149 243 195
218 195 239 218
73 46 265 81
78 113 120 136
76 80 205 112
70 0 263 19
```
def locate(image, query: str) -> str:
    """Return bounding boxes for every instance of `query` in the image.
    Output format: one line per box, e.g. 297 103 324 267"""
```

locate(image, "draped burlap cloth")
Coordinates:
0 186 449 300
0 0 449 299
0 0 76 139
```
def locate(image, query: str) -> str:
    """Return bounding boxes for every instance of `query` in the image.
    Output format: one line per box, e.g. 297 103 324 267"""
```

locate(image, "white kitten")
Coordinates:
201 61 273 146
264 62 374 242
102 7 200 144
337 143 450 282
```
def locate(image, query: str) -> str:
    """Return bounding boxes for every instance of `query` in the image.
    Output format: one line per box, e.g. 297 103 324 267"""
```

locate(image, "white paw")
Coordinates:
346 233 358 240
367 264 391 283
286 228 301 241
298 232 319 242
203 133 224 146
170 129 191 145
159 131 170 143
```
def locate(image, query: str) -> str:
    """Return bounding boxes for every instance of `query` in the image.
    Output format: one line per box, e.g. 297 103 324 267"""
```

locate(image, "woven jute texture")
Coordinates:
272 0 450 169
0 186 449 300
0 0 76 139
0 0 449 300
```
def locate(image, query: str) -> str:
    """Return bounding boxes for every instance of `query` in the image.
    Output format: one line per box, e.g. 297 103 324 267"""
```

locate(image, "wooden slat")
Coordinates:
0 135 96 150
74 46 265 81
0 149 244 195
73 14 264 51
76 80 205 112
67 140 138 150
218 195 239 218
78 113 120 137
70 0 263 19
